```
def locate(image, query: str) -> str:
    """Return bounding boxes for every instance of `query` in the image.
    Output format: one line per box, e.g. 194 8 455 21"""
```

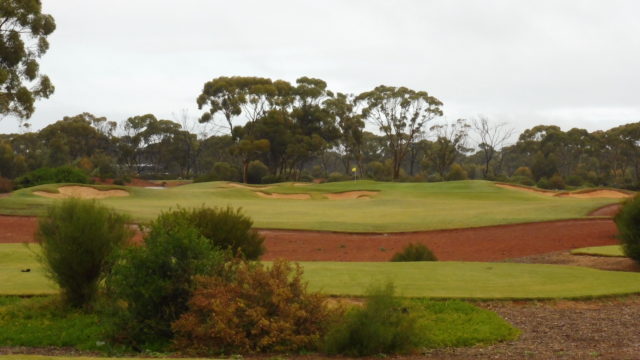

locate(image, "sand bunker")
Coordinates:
33 186 129 199
556 190 632 199
255 191 311 200
324 191 379 200
225 182 271 190
495 183 556 195
292 182 312 186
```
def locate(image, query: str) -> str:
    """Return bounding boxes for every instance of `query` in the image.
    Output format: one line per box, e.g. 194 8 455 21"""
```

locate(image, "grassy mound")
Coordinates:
0 180 621 232
571 245 626 257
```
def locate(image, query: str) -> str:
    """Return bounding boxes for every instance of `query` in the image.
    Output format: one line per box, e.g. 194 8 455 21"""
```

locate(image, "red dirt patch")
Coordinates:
0 216 619 262
260 219 618 262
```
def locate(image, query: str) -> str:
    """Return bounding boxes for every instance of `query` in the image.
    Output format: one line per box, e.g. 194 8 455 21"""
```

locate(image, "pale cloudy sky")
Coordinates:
1 0 639 137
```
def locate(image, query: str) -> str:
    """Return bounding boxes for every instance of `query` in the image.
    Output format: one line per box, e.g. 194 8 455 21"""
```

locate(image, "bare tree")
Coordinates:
472 116 514 178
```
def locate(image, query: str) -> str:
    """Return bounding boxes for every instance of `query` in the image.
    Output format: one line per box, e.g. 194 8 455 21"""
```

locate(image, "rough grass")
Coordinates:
0 295 517 355
2 245 640 300
570 245 626 257
0 180 620 232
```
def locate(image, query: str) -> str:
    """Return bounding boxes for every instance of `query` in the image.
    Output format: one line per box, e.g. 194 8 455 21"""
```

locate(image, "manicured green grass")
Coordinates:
300 261 640 299
0 244 55 295
571 245 626 257
0 180 621 232
3 245 640 299
0 295 516 355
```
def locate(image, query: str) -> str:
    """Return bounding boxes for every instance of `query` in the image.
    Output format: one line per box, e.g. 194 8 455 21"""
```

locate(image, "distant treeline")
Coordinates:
1 76 639 190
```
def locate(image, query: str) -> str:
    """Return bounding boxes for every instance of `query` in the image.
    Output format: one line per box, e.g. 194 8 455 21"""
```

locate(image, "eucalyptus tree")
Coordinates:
423 119 471 178
472 117 514 178
325 92 364 175
356 86 443 180
0 0 55 120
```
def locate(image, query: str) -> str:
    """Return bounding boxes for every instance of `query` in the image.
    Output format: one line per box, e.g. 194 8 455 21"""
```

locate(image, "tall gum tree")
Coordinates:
356 85 443 180
0 0 55 121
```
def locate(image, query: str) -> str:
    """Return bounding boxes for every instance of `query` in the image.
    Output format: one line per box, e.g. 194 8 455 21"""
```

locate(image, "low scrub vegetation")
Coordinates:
173 260 332 354
391 243 437 262
615 195 640 262
322 283 423 356
36 198 132 308
105 212 227 348
14 166 89 189
155 206 264 260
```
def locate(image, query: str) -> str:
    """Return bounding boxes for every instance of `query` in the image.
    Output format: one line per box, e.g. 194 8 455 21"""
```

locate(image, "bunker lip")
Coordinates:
225 182 272 190
32 186 129 199
254 191 311 200
324 191 379 200
496 182 634 199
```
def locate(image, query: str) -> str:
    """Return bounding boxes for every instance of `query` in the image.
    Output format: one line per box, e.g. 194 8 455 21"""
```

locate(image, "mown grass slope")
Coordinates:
3 245 639 300
0 180 620 232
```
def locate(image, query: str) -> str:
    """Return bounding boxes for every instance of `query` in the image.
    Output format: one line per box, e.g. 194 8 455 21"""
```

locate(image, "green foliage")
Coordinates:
614 196 640 262
446 163 468 181
0 0 56 119
509 176 535 186
260 174 284 184
0 296 104 350
327 171 350 182
35 199 132 308
211 161 239 181
173 260 333 354
391 243 437 262
548 174 565 189
153 206 264 260
322 282 422 356
536 177 551 189
565 174 584 187
513 166 533 178
0 176 13 193
247 160 268 184
105 214 227 347
14 166 89 188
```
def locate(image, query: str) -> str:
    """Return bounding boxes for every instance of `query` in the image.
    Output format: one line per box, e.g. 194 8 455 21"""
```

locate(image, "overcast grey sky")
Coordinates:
2 0 639 137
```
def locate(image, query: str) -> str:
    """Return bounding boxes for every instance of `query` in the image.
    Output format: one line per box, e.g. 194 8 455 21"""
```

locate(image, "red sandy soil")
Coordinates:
0 215 619 262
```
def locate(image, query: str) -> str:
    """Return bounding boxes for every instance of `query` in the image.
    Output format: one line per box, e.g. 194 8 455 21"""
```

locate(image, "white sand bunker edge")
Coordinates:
254 191 311 200
324 191 379 200
33 186 130 199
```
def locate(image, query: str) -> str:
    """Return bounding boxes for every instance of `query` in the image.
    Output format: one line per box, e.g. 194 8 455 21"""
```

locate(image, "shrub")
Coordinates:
391 243 437 262
509 176 535 186
172 260 333 354
615 196 640 262
247 160 268 184
427 174 443 182
536 177 551 189
0 176 13 193
513 166 533 179
36 199 132 308
14 166 89 189
327 171 350 182
106 214 227 347
261 174 284 184
153 206 264 260
565 174 584 187
322 283 422 356
446 163 468 181
548 174 565 189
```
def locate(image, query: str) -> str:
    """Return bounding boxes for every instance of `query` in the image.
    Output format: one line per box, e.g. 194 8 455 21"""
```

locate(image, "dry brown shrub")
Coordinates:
172 259 334 355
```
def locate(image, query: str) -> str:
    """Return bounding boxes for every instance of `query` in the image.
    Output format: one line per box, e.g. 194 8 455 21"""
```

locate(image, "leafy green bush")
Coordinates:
509 176 535 186
327 172 350 182
536 177 551 189
106 214 227 347
614 196 640 262
0 176 13 193
391 243 437 262
36 199 132 308
173 260 333 354
513 166 533 179
446 164 468 181
15 166 89 189
548 174 565 189
153 206 264 260
322 283 422 356
565 174 584 187
261 174 284 184
247 160 268 184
